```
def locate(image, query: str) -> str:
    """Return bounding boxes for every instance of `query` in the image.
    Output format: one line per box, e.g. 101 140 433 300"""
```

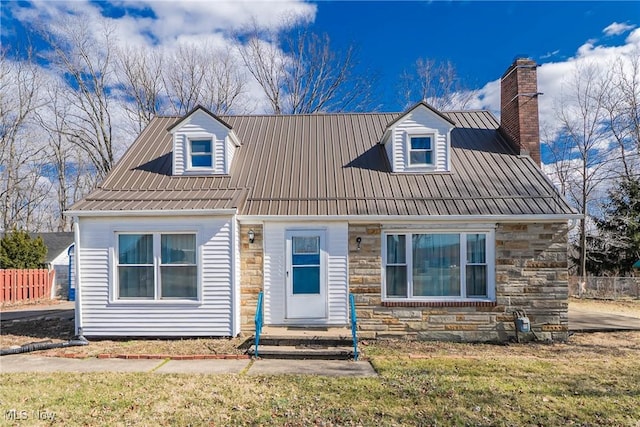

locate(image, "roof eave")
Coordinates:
65 208 238 217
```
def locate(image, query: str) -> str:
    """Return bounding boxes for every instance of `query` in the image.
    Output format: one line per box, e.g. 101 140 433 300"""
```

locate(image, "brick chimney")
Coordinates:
500 58 541 166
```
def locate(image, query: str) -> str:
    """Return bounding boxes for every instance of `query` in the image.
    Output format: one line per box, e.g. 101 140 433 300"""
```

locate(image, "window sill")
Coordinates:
109 300 202 307
381 300 496 308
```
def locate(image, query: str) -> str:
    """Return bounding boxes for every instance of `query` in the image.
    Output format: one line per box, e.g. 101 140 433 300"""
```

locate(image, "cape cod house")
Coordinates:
67 58 579 342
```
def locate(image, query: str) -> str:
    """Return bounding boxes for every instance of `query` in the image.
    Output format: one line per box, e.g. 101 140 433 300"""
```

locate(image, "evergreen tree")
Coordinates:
587 177 640 276
0 229 48 269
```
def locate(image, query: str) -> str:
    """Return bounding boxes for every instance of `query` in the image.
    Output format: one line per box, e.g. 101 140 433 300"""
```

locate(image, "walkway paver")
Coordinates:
0 355 160 373
154 359 249 374
0 354 376 377
247 359 377 377
568 307 640 331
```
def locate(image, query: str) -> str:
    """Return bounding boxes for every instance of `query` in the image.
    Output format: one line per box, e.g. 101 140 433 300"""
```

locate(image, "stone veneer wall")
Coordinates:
348 222 569 342
239 224 263 334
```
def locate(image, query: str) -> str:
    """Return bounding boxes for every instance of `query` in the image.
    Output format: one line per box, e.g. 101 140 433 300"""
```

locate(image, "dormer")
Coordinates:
380 102 455 173
167 105 241 176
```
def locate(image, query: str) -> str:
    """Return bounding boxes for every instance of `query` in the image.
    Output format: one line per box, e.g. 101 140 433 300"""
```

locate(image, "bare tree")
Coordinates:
200 46 248 115
602 50 640 180
35 80 95 232
39 15 118 180
0 49 46 231
239 26 376 114
553 61 615 288
116 47 165 133
161 43 249 115
399 58 475 110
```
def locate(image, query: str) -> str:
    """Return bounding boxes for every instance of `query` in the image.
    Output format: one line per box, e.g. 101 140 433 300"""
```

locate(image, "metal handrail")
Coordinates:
349 293 358 361
254 291 264 358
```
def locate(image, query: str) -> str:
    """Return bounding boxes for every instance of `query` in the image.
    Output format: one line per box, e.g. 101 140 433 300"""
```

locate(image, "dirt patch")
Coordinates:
0 298 66 311
1 316 249 357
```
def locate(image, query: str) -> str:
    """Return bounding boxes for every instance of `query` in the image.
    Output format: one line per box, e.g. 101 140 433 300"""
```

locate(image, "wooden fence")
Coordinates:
0 269 55 303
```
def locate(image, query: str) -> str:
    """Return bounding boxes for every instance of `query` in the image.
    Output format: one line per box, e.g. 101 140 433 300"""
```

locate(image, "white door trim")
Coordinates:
285 229 328 321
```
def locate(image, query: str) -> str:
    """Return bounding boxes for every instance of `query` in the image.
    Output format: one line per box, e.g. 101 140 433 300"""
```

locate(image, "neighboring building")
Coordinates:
37 232 75 300
67 58 579 341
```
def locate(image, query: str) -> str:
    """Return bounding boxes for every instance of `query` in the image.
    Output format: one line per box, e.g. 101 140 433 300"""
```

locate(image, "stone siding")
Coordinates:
239 224 263 333
348 222 569 342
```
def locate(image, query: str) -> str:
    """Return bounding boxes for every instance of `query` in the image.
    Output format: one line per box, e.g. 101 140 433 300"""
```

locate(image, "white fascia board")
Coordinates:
229 130 242 147
237 214 582 223
65 209 238 217
379 128 392 145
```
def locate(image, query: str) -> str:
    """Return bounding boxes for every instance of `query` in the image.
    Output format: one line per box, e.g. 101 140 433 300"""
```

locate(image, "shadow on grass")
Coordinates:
1 317 76 342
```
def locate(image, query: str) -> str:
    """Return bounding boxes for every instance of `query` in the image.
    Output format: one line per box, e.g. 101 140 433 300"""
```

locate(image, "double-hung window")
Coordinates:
384 231 494 301
189 138 213 168
408 135 434 166
117 233 197 300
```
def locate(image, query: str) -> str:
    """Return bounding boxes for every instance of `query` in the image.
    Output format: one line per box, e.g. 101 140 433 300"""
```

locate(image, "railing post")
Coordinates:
254 292 264 358
349 293 358 361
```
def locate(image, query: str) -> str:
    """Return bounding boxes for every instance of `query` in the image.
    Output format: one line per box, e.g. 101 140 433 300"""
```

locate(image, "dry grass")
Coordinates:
1 332 639 426
2 299 640 425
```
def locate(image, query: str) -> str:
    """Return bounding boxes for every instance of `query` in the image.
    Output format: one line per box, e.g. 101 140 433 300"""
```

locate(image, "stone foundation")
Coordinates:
348 222 569 342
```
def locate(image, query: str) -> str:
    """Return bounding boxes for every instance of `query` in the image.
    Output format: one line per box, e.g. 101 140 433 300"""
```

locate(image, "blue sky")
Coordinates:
310 1 638 110
1 0 638 115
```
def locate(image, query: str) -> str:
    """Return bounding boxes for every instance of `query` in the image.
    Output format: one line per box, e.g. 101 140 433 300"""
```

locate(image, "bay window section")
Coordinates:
384 231 493 301
117 232 198 301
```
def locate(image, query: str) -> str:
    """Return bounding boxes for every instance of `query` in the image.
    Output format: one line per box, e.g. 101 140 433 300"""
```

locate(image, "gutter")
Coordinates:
237 214 583 224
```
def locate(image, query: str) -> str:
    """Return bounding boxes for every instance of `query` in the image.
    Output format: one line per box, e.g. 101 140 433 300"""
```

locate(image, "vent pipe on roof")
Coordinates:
500 58 541 166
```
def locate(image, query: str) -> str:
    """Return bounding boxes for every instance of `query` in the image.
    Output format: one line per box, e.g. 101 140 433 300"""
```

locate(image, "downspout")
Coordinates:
73 217 84 337
230 215 239 337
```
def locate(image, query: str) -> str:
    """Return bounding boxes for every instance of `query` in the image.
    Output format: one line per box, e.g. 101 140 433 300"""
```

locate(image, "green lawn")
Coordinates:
2 332 639 426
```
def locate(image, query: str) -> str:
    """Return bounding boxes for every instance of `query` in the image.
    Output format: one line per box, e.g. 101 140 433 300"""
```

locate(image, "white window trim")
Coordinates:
113 231 201 304
405 130 437 170
382 229 496 302
186 135 215 172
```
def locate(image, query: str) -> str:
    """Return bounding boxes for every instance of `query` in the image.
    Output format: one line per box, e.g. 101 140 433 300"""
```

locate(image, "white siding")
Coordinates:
77 215 237 337
172 110 231 175
263 223 286 324
327 223 349 323
173 134 186 175
226 136 236 173
388 106 453 173
263 222 348 326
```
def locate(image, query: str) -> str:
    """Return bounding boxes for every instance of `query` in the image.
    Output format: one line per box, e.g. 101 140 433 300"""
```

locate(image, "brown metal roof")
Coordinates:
69 110 576 217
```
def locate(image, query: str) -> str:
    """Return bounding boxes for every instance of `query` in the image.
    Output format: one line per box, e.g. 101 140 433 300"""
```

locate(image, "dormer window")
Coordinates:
168 105 240 176
189 138 213 169
380 102 455 174
409 135 434 166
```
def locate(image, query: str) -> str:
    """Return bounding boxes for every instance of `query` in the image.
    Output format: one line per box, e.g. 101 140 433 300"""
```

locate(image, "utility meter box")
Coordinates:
516 316 531 333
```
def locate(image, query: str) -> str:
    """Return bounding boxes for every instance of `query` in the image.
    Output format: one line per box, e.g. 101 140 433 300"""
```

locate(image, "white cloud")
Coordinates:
603 21 636 36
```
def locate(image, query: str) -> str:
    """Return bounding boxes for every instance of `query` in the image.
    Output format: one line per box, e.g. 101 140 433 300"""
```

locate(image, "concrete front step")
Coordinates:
251 326 358 359
256 335 353 347
248 345 354 360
